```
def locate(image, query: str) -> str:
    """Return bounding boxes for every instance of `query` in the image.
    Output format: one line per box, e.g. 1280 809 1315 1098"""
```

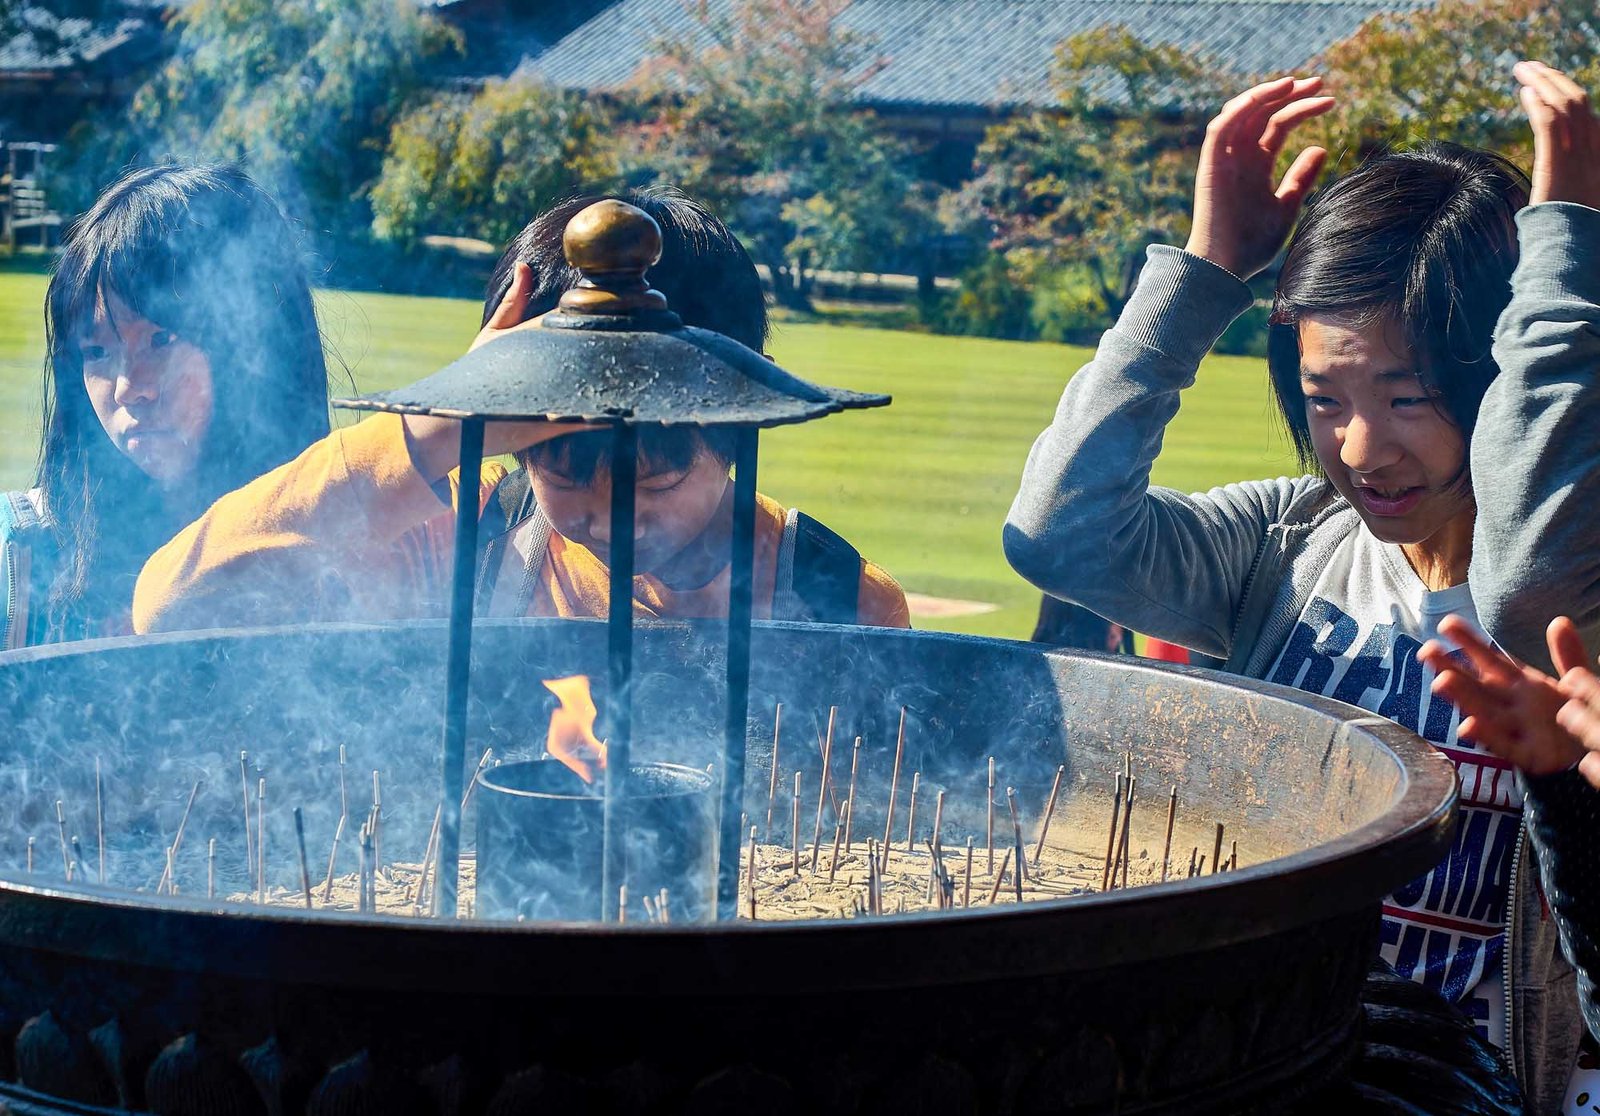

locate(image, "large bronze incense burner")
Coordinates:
0 200 1467 1114
0 620 1455 1114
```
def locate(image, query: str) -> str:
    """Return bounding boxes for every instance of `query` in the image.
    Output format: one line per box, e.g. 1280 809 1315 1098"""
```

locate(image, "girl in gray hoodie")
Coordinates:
1005 64 1598 1113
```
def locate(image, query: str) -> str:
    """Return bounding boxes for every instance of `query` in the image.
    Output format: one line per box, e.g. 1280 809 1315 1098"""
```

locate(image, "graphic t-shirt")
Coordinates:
1265 530 1518 1050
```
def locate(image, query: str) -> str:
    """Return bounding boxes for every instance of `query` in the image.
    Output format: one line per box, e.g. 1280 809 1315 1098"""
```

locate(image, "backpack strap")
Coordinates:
775 509 862 625
476 469 555 618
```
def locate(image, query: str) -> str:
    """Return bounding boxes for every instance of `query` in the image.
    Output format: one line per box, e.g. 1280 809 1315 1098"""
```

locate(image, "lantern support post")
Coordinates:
717 428 759 919
435 417 485 918
601 423 638 923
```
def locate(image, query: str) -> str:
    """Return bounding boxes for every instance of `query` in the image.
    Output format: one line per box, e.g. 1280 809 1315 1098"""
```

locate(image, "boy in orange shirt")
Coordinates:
133 189 908 633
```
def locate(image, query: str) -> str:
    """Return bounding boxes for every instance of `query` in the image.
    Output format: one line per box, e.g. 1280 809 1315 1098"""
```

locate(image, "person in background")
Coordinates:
132 188 908 633
1 164 330 647
1003 65 1596 1112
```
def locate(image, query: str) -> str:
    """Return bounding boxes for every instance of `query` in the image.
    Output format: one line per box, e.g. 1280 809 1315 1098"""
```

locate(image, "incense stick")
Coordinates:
413 805 442 915
71 837 85 887
931 789 947 856
256 777 267 902
1211 822 1224 877
764 704 783 842
54 800 70 880
1160 785 1178 882
987 848 1013 904
1230 840 1238 872
157 779 203 895
322 816 346 903
240 751 254 878
963 837 974 907
791 771 802 877
26 836 33 874
810 712 837 874
1187 846 1198 878
843 737 861 852
867 839 881 915
746 825 759 921
904 771 920 851
828 803 848 885
162 846 172 895
356 821 370 914
1033 765 1065 866
1116 776 1136 890
618 885 628 924
94 757 105 885
881 706 907 870
207 838 216 899
817 707 841 817
1100 775 1124 892
986 756 996 875
370 770 383 876
924 839 949 909
293 807 312 909
1006 788 1025 900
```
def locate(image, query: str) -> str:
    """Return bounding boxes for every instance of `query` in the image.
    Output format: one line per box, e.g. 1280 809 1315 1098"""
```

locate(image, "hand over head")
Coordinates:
1183 75 1334 279
1514 60 1600 210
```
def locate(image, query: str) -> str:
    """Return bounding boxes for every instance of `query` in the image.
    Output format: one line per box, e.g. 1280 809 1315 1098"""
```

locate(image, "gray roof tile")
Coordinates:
529 0 1433 110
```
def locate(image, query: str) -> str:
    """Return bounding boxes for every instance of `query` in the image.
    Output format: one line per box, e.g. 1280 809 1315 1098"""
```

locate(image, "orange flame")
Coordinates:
543 675 607 784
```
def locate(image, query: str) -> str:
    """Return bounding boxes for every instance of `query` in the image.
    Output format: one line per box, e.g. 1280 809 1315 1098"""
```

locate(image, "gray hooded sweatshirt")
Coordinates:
1004 202 1599 1116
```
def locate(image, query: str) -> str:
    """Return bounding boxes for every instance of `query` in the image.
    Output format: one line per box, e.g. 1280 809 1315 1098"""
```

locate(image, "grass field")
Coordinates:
0 268 1297 638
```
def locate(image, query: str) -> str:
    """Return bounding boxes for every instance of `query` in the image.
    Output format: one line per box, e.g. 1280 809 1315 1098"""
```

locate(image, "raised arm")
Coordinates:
1472 60 1600 671
1004 77 1332 656
133 275 585 633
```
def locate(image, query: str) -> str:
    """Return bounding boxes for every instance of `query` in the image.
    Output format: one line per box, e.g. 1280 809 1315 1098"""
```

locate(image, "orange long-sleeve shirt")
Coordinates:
134 414 909 633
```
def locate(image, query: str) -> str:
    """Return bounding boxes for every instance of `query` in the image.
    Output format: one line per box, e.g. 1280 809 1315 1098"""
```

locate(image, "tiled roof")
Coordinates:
527 0 1434 111
0 7 156 73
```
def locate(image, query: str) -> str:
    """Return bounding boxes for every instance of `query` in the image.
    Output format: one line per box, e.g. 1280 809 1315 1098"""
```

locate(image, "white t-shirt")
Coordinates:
1265 529 1519 1051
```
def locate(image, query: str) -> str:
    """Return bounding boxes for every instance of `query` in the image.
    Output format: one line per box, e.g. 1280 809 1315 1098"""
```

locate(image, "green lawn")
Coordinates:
0 269 1296 638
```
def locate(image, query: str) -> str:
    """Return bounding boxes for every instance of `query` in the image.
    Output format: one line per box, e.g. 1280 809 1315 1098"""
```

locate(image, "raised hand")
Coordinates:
1419 615 1589 778
1550 617 1600 790
471 260 541 353
1514 60 1600 210
1183 76 1334 280
399 261 594 477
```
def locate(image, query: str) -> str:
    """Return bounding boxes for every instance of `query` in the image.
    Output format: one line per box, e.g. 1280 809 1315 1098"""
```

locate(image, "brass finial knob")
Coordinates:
558 200 670 316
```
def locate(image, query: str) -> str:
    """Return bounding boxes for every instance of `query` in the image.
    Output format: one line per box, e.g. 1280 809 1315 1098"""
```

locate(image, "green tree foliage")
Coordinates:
1312 0 1600 168
946 26 1224 321
371 77 619 248
630 0 934 310
127 0 459 235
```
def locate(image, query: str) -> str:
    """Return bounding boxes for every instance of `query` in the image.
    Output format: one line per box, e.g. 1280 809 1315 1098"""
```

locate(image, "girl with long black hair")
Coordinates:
1 163 331 646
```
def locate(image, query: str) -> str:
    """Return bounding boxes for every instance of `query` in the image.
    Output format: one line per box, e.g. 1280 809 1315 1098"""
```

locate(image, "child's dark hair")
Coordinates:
485 185 764 483
1267 142 1529 472
39 163 331 631
525 425 739 486
481 184 769 350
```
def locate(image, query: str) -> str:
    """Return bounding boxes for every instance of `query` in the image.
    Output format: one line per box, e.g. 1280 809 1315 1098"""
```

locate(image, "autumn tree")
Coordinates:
629 0 934 310
126 0 459 236
371 77 619 248
1311 0 1600 168
947 26 1225 320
